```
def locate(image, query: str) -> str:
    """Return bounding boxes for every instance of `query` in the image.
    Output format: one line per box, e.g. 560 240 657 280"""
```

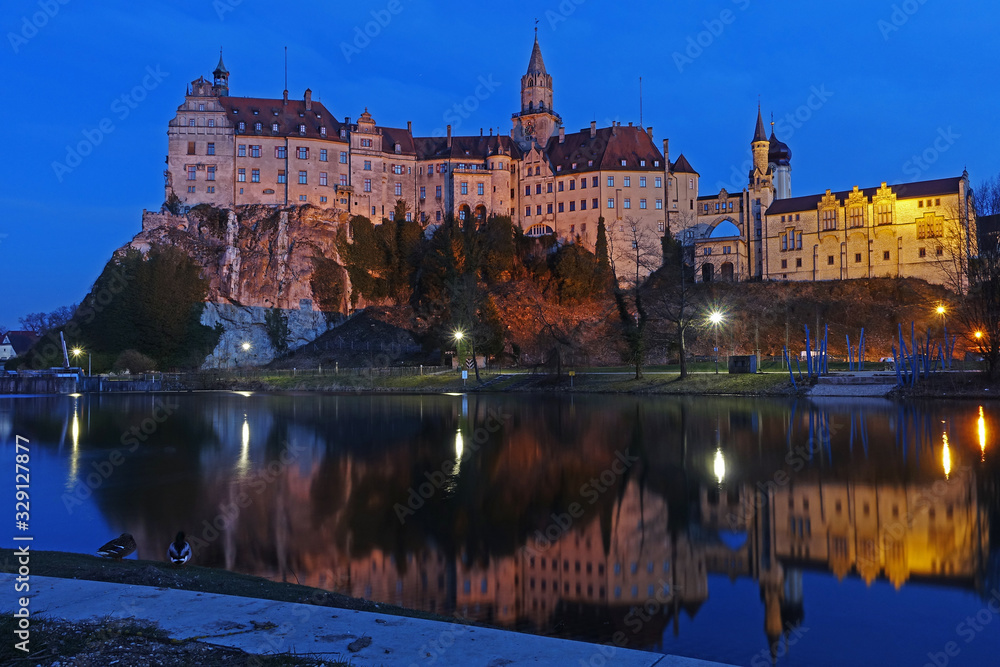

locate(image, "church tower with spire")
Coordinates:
512 31 561 150
212 50 230 96
750 106 771 188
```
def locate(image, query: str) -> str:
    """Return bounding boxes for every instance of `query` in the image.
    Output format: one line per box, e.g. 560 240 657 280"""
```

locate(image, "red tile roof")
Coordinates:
220 97 346 143
544 125 663 174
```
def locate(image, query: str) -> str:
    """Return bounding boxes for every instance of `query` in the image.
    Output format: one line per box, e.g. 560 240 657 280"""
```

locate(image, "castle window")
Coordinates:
781 259 788 269
919 248 926 258
558 181 564 192
392 164 403 175
298 124 306 135
797 233 802 249
640 199 647 209
917 213 944 239
588 160 594 167
723 246 731 254
250 145 261 158
569 201 575 212
208 119 215 127
321 127 327 138
275 146 286 159
607 176 615 187
556 203 561 213
821 208 837 231
656 177 662 188
198 103 205 111
796 257 802 267
207 166 216 181
919 200 924 208
937 246 944 256
320 172 328 186
187 141 196 155
340 151 348 164
187 165 197 181
855 253 862 263
570 180 576 191
340 174 347 186
782 235 788 251
535 166 541 176
254 122 262 133
593 198 599 209
639 177 646 187
537 205 542 215
581 200 587 210
849 207 864 228
189 119 196 127
237 168 245 182
781 215 786 223
206 186 215 193
207 143 215 156
715 203 720 212
884 250 891 260
556 165 562 172
364 160 372 171
297 147 309 159
394 182 402 196
272 123 279 133
876 202 894 225
621 159 627 167
477 183 484 196
704 248 712 255
277 170 286 184
525 185 531 196
461 182 468 195
624 176 631 187
299 195 307 201
364 178 371 192
320 196 327 203
607 198 615 209
320 149 327 162
655 199 662 210
525 206 531 217
298 171 307 184
436 185 442 198
640 160 646 167
581 179 587 189
187 186 195 193
623 198 631 209
828 255 835 265
936 198 941 206
658 221 664 232
251 169 260 183
537 184 543 195
689 178 694 189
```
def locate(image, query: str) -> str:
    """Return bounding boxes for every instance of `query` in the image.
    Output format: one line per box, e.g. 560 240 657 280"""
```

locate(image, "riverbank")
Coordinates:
0 551 728 666
186 368 802 396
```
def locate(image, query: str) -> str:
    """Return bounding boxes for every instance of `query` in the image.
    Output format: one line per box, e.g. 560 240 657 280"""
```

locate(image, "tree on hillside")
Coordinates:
18 306 76 335
606 217 659 379
647 229 700 378
595 216 613 286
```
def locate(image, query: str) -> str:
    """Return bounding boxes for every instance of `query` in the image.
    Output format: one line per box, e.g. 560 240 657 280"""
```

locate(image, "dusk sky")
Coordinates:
2 0 997 327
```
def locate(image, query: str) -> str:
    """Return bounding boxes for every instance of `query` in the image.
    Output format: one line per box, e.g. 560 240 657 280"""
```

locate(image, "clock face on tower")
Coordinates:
524 120 535 136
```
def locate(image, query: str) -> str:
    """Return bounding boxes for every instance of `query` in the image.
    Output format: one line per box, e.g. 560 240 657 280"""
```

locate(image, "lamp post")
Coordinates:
71 347 90 376
709 311 725 374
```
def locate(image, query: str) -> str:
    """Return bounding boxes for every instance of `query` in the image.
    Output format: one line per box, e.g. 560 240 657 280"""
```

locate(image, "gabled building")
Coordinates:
0 331 39 362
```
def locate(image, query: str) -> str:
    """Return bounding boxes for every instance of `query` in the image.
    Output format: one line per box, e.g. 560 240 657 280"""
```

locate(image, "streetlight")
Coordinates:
709 311 725 374
241 341 252 351
71 347 91 376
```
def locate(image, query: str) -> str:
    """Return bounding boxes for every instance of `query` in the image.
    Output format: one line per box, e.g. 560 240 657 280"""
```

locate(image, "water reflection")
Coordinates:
4 393 1000 665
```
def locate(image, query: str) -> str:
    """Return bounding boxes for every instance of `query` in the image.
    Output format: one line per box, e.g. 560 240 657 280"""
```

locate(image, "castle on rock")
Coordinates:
165 39 974 286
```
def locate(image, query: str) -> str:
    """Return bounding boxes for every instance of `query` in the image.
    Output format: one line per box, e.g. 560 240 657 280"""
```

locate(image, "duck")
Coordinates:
167 532 192 565
97 532 137 559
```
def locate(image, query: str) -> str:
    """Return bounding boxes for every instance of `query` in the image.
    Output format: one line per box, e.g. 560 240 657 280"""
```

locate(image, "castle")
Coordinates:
165 39 975 286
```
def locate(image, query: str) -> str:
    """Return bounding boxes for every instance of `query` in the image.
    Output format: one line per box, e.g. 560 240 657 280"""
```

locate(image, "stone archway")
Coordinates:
702 263 714 283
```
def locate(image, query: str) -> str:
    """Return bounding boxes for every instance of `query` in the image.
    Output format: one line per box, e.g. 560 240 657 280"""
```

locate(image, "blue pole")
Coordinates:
784 347 797 389
824 324 829 375
805 325 812 378
847 334 853 371
859 328 865 371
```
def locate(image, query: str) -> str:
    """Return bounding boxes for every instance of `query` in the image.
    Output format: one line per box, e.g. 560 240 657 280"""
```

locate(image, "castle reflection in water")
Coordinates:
10 393 999 657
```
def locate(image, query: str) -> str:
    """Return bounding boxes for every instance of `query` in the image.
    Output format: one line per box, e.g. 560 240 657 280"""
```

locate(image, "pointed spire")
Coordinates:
753 104 768 143
213 48 229 77
527 29 546 75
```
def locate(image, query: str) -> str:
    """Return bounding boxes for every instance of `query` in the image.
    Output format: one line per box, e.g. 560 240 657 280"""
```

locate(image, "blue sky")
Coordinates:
1 0 997 327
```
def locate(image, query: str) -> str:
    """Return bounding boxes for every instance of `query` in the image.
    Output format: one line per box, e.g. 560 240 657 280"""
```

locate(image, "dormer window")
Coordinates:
299 124 306 135
272 123 279 133
654 160 660 167
252 109 259 115
556 165 562 172
232 109 238 113
254 122 262 132
394 143 400 153
621 159 627 167
237 121 245 133
340 129 346 138
640 159 646 167
588 160 593 167
299 112 304 118
320 126 327 137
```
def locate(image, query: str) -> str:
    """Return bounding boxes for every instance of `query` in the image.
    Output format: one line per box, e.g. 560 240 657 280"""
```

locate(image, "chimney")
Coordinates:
480 128 483 137
612 123 617 136
590 121 596 138
489 128 493 136
304 88 312 111
662 139 670 166
283 89 288 105
345 116 351 125
447 124 452 149
558 127 565 144
647 126 653 140
628 121 633 127
407 120 412 133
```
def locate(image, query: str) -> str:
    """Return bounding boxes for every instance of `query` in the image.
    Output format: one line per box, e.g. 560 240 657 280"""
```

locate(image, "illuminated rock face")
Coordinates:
128 205 350 367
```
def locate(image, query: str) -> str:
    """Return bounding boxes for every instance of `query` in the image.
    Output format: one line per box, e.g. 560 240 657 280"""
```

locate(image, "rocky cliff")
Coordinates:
126 205 350 367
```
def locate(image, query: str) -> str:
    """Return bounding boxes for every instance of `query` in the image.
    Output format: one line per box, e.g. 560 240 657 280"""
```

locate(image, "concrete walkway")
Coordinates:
1 574 735 667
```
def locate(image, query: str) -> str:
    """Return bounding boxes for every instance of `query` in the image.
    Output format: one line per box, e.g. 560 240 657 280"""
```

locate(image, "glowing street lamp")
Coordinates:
241 341 252 352
71 347 91 376
708 311 725 374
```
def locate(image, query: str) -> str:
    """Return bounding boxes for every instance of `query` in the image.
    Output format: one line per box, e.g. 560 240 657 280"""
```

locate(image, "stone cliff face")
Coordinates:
126 205 350 367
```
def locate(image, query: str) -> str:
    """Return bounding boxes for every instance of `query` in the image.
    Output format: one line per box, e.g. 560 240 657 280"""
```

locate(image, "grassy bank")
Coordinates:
186 368 800 396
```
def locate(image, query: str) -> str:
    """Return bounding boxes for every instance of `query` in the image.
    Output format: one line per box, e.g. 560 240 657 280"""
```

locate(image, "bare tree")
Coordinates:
647 228 700 378
607 217 660 379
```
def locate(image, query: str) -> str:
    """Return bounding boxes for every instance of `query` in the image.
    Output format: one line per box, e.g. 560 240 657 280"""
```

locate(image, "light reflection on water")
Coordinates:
3 393 1000 667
